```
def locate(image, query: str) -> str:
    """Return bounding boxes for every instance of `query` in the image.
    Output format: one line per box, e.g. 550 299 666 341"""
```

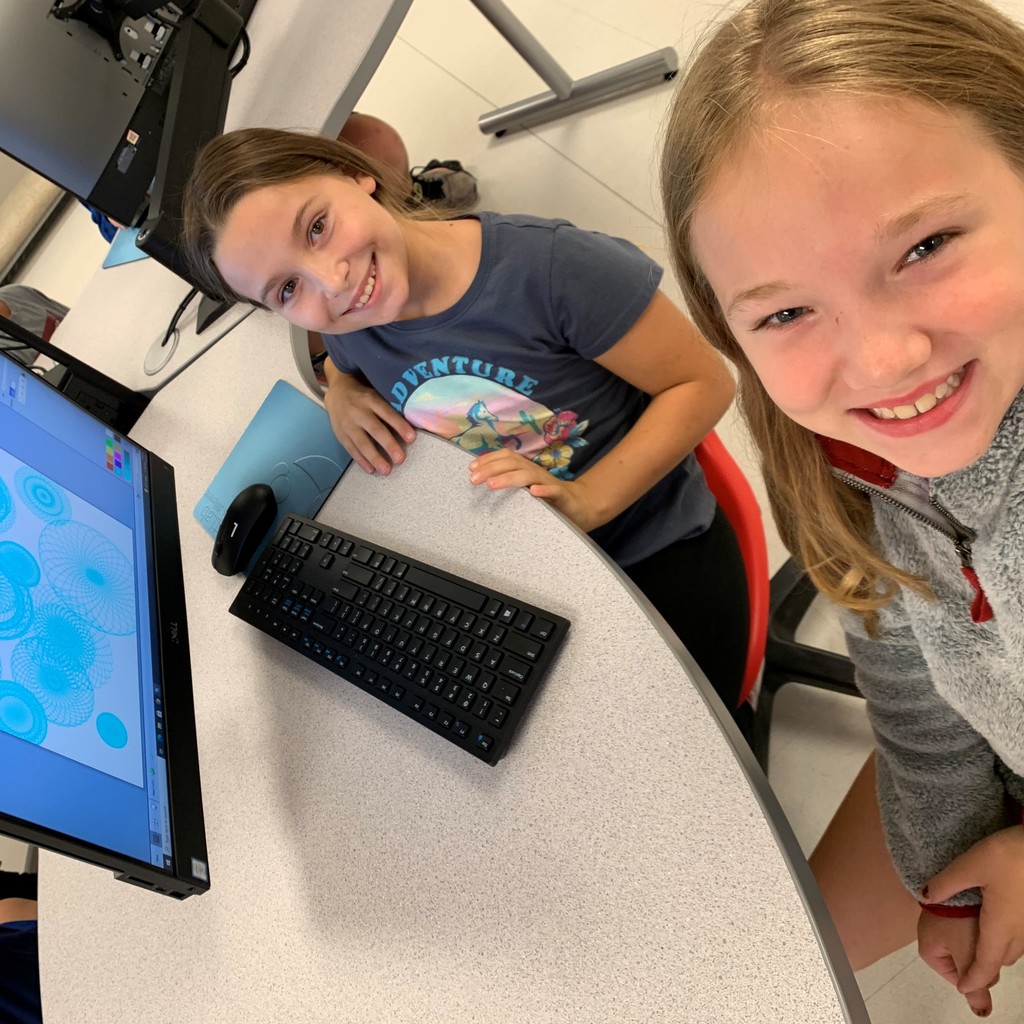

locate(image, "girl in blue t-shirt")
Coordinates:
182 127 749 711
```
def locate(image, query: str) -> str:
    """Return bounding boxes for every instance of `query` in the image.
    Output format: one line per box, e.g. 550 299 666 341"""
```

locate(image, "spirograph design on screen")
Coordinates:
0 453 143 783
15 467 71 523
0 679 48 745
0 479 13 533
38 520 137 636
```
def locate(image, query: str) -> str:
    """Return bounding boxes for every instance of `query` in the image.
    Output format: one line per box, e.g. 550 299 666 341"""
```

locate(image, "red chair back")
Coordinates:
694 431 769 707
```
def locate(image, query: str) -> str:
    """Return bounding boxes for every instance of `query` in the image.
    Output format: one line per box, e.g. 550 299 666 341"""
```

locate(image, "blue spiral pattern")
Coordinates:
0 680 47 745
0 478 13 533
32 590 114 689
0 541 41 588
15 468 71 522
12 637 94 727
38 521 136 635
0 571 33 641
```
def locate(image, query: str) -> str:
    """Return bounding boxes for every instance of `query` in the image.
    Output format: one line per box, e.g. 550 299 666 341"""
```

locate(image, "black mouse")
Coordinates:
212 483 278 576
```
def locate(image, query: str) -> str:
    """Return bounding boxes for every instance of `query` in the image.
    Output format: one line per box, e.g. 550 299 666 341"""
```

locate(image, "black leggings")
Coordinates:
0 870 37 901
622 506 749 713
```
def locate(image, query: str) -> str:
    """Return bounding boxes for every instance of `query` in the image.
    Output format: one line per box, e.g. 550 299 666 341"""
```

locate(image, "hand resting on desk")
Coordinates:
323 358 416 475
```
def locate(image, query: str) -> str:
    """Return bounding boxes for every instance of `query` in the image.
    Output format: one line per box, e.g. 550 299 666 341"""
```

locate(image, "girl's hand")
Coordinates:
468 450 601 532
917 913 992 1017
920 826 1024 1016
323 372 416 475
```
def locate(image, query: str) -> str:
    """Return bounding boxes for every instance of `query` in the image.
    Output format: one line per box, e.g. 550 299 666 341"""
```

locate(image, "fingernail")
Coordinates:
976 1009 990 1018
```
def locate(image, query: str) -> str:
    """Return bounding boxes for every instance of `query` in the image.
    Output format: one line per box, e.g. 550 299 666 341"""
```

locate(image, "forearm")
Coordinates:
575 372 734 528
845 618 1008 902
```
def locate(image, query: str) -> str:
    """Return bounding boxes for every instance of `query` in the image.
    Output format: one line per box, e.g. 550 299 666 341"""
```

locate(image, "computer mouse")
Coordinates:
211 483 278 576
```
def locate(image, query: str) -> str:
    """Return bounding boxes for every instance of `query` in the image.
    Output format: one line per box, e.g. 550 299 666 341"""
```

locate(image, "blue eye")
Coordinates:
903 233 950 265
310 216 325 241
279 279 296 304
756 307 808 330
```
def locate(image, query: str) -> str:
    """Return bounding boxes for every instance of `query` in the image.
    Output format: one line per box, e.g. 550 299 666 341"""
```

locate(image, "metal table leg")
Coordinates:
470 0 678 136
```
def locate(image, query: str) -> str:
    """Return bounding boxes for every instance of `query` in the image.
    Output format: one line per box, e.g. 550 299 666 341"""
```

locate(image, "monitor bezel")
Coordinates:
0 348 210 899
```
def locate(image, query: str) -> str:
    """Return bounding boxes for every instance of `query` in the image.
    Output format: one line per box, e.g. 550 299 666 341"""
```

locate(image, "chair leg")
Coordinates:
751 672 784 774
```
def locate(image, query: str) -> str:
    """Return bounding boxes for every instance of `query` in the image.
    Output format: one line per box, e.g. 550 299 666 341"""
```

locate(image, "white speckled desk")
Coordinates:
38 313 868 1023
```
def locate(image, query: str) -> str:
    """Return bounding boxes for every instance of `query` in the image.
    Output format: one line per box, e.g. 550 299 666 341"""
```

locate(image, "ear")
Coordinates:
355 173 377 196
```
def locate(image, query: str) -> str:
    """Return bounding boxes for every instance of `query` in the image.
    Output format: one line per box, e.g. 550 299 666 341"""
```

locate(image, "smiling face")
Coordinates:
212 172 411 335
691 93 1024 478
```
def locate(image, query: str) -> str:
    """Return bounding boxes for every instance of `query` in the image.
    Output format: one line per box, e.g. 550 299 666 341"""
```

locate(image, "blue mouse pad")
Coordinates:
194 379 352 541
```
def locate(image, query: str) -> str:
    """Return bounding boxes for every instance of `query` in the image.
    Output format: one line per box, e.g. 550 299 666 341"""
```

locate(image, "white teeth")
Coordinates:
869 369 965 421
352 260 376 310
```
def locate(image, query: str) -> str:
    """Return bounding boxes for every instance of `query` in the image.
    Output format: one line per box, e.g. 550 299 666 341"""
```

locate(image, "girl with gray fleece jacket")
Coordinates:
662 0 1024 1015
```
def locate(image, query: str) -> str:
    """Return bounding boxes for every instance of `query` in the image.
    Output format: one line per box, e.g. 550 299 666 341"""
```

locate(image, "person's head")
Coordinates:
661 0 1024 620
183 127 417 333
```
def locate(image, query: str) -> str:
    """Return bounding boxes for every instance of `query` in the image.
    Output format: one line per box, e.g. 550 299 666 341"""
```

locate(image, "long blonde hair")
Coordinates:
182 127 416 305
661 0 1024 623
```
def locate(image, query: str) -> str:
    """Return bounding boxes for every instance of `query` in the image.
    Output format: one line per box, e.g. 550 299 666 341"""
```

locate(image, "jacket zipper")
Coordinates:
837 471 993 622
836 471 978 567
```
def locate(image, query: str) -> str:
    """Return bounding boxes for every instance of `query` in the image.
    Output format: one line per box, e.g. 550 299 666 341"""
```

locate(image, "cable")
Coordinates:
159 286 200 349
229 27 250 77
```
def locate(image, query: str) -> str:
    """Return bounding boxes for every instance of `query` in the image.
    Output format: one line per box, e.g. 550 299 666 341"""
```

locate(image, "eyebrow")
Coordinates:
874 192 971 246
257 196 317 306
724 192 974 317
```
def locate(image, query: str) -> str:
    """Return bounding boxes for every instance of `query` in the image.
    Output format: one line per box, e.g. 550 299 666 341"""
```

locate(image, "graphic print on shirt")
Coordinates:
392 371 589 479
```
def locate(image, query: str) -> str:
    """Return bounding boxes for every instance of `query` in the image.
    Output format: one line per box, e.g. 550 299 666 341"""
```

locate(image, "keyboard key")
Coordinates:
484 598 502 618
474 732 494 753
488 705 508 728
297 524 320 543
514 610 534 632
405 566 486 612
487 625 506 646
319 553 334 570
343 564 374 586
531 618 556 641
472 696 492 720
370 552 385 570
352 545 374 564
501 658 531 685
425 704 440 721
453 720 470 738
503 633 543 663
477 672 495 693
443 682 461 704
494 681 521 707
438 711 454 730
498 605 517 625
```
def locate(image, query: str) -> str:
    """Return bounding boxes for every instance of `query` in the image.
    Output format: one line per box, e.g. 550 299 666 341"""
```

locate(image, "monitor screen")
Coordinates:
0 0 248 291
0 349 209 898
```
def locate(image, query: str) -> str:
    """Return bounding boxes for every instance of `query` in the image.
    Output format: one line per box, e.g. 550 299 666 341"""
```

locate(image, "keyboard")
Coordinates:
229 514 570 765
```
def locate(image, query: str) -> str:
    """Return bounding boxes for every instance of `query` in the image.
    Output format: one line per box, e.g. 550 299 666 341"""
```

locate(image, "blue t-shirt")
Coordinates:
324 212 715 566
0 920 42 1024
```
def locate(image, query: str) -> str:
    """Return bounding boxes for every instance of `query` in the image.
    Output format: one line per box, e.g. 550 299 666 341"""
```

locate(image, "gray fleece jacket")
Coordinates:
838 390 1024 906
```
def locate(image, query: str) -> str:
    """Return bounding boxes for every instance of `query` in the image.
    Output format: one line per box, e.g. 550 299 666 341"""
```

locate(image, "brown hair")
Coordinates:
661 0 1024 625
182 127 416 305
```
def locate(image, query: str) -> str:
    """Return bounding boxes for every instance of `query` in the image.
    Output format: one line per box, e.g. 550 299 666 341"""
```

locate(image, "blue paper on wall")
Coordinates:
194 379 351 539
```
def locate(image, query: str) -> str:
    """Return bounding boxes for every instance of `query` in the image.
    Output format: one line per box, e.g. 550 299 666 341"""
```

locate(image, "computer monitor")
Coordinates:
0 0 249 301
0 347 210 899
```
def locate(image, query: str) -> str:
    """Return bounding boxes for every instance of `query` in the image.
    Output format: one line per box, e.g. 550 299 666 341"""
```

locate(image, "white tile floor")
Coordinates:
11 0 1024 1019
